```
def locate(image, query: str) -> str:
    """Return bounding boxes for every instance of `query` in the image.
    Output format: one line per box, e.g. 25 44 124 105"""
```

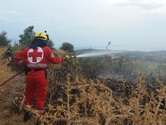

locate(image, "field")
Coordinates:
0 47 165 125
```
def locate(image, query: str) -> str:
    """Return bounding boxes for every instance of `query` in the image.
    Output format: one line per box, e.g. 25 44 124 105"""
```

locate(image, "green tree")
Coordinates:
47 40 55 50
0 31 11 47
19 26 35 47
60 42 75 54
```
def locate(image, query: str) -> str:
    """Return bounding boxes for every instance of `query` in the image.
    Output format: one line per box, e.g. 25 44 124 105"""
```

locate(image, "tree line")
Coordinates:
0 26 74 54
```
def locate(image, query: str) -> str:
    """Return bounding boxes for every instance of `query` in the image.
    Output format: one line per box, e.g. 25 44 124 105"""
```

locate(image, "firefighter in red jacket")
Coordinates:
14 31 70 122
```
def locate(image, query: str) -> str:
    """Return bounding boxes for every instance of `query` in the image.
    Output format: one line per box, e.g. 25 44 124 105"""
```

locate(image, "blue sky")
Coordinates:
0 0 166 51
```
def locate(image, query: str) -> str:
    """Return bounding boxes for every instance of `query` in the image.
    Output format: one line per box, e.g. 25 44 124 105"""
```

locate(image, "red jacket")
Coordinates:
14 46 65 69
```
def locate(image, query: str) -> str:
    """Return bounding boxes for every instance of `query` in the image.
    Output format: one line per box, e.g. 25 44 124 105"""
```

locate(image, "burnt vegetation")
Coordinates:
0 27 165 124
5 50 165 125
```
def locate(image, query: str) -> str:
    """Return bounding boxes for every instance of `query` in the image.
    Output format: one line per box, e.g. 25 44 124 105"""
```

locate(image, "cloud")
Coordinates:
105 0 166 14
0 10 20 17
114 2 162 10
1 0 166 51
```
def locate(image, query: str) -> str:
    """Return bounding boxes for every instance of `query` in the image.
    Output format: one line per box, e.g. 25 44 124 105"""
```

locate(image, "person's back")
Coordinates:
14 31 70 124
5 47 13 57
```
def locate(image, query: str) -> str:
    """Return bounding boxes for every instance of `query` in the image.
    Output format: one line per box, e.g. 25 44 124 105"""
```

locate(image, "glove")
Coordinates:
65 55 70 60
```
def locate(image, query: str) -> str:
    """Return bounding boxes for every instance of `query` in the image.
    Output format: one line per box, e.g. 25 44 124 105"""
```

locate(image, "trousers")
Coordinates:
24 69 47 114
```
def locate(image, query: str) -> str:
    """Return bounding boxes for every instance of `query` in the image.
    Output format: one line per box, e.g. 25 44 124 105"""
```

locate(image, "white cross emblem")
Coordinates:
27 47 44 63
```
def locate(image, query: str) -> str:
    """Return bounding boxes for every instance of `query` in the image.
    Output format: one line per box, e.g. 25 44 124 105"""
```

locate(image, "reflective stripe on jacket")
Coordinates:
14 46 65 68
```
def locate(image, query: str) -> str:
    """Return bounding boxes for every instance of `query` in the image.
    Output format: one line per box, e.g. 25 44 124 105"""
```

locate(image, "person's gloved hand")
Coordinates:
65 55 70 61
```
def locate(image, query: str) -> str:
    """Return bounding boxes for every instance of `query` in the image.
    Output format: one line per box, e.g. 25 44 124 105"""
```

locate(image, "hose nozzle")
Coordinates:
72 55 77 58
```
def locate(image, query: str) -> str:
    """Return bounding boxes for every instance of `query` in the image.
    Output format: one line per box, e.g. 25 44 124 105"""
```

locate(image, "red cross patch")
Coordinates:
27 47 44 63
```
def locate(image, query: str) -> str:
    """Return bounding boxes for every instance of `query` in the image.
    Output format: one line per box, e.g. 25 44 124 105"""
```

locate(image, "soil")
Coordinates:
0 73 37 125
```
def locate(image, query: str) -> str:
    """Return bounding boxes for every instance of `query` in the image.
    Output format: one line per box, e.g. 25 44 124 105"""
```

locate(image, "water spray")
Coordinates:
76 51 109 58
75 50 123 58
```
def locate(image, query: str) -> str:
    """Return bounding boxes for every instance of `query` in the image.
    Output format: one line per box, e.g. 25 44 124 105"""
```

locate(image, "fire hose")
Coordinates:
0 69 25 86
0 55 77 87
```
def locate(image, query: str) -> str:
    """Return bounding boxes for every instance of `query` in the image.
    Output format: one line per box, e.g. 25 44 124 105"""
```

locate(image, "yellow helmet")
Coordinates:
34 31 49 41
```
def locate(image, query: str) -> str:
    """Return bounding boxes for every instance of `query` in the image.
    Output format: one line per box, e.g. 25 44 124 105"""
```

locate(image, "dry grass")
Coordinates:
34 69 166 125
0 47 165 125
0 47 13 95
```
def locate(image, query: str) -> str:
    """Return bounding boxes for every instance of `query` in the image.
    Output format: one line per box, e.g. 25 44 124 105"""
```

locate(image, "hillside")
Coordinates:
0 47 165 125
75 49 166 76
